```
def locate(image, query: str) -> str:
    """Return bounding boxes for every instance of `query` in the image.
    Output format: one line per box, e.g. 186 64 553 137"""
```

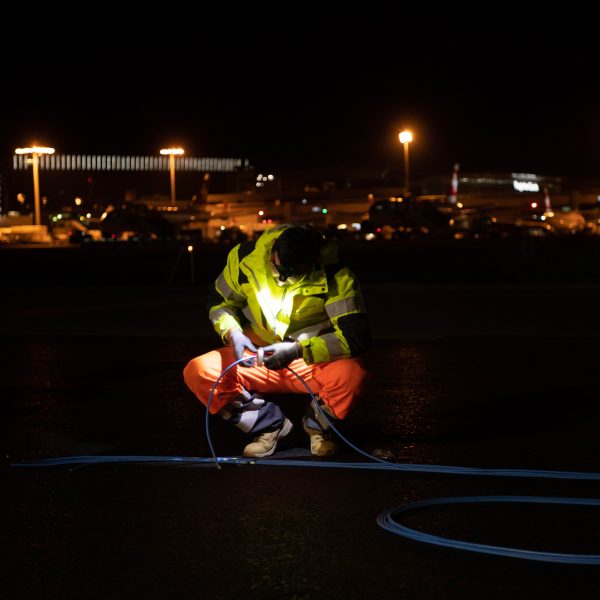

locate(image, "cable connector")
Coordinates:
311 398 332 430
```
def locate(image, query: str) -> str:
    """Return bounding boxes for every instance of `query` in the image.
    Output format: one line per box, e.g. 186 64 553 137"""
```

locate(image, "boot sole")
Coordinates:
243 418 293 458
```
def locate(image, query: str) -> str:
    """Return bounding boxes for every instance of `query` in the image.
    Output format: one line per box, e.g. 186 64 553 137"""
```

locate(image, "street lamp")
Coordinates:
14 146 55 225
398 131 413 196
160 147 184 204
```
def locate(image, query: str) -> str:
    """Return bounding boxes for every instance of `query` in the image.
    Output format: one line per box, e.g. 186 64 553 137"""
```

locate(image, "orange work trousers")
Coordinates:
183 344 369 420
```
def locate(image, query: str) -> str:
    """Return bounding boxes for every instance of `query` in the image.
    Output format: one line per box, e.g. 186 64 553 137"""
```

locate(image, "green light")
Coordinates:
322 208 328 214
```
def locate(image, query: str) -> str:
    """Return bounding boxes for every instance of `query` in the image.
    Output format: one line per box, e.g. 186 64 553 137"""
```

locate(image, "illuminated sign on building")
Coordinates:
513 180 540 192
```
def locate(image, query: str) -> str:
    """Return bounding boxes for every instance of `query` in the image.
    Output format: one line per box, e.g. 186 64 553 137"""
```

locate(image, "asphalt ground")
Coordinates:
2 283 600 599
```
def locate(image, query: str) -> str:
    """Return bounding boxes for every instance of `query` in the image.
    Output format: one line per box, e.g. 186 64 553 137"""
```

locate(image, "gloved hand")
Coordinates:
228 330 257 367
262 341 302 370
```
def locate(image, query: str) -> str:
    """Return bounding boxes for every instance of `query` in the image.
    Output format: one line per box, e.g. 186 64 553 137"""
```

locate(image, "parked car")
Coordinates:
368 197 452 239
50 218 89 243
100 204 175 240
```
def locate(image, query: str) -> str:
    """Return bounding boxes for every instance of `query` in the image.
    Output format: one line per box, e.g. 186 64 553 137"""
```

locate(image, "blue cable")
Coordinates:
377 496 600 565
11 355 600 565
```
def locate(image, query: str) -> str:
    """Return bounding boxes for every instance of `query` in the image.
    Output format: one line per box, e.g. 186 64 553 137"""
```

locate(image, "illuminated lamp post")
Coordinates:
398 130 413 196
14 146 55 225
160 147 184 204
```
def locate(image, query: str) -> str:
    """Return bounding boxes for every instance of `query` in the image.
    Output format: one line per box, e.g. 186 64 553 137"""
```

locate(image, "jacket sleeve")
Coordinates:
298 267 371 364
206 244 248 342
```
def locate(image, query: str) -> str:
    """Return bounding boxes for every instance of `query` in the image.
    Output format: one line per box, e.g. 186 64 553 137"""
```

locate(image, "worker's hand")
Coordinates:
262 341 302 370
228 330 257 367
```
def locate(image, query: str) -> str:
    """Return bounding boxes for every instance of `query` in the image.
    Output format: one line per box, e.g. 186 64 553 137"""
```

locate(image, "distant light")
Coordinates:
511 172 539 181
258 210 264 216
74 197 82 206
15 146 55 155
399 131 413 144
267 174 274 181
531 202 538 208
301 198 308 204
321 208 328 214
220 225 225 230
365 233 375 241
337 224 347 230
159 148 184 155
456 202 463 208
187 245 194 252
86 213 91 218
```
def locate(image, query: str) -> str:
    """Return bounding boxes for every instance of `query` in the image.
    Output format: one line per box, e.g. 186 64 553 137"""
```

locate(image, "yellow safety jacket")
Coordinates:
207 225 371 364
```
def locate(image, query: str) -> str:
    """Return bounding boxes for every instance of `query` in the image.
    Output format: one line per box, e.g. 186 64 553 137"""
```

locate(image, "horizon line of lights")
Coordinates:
13 154 248 173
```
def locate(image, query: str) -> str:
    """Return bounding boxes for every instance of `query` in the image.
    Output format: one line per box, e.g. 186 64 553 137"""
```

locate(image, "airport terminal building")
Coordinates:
2 153 599 240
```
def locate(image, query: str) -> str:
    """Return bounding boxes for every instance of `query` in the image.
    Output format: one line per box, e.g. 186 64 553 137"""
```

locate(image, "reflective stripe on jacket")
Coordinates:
207 225 371 364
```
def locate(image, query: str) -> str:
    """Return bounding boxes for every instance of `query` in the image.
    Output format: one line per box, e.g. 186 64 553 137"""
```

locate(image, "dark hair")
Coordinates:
273 224 323 269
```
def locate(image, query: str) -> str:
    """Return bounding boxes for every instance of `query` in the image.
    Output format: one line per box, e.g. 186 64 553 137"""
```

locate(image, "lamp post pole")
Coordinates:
160 148 184 205
399 131 413 196
15 146 55 226
32 152 41 225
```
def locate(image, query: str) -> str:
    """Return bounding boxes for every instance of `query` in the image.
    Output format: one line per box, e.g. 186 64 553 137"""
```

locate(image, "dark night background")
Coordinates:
3 14 600 600
3 15 600 179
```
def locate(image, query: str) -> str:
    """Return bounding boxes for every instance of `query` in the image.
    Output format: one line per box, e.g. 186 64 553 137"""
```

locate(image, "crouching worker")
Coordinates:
183 223 371 458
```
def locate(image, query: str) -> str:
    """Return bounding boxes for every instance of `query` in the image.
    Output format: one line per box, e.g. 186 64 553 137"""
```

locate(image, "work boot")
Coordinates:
243 418 293 458
302 421 338 457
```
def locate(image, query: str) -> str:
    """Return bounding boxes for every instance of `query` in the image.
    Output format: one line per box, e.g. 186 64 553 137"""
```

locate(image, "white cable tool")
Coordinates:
256 347 264 367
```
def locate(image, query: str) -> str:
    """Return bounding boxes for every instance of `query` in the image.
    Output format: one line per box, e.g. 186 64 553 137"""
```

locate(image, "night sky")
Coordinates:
4 17 599 181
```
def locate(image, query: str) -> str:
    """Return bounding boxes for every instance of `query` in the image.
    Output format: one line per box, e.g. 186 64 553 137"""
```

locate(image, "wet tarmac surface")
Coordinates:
3 284 600 599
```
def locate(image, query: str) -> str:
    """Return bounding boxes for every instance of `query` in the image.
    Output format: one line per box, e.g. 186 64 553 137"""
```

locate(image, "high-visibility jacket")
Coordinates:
207 225 371 364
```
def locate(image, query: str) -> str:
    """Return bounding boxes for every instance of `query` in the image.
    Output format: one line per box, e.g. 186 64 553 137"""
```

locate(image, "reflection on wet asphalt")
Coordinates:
3 285 600 599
